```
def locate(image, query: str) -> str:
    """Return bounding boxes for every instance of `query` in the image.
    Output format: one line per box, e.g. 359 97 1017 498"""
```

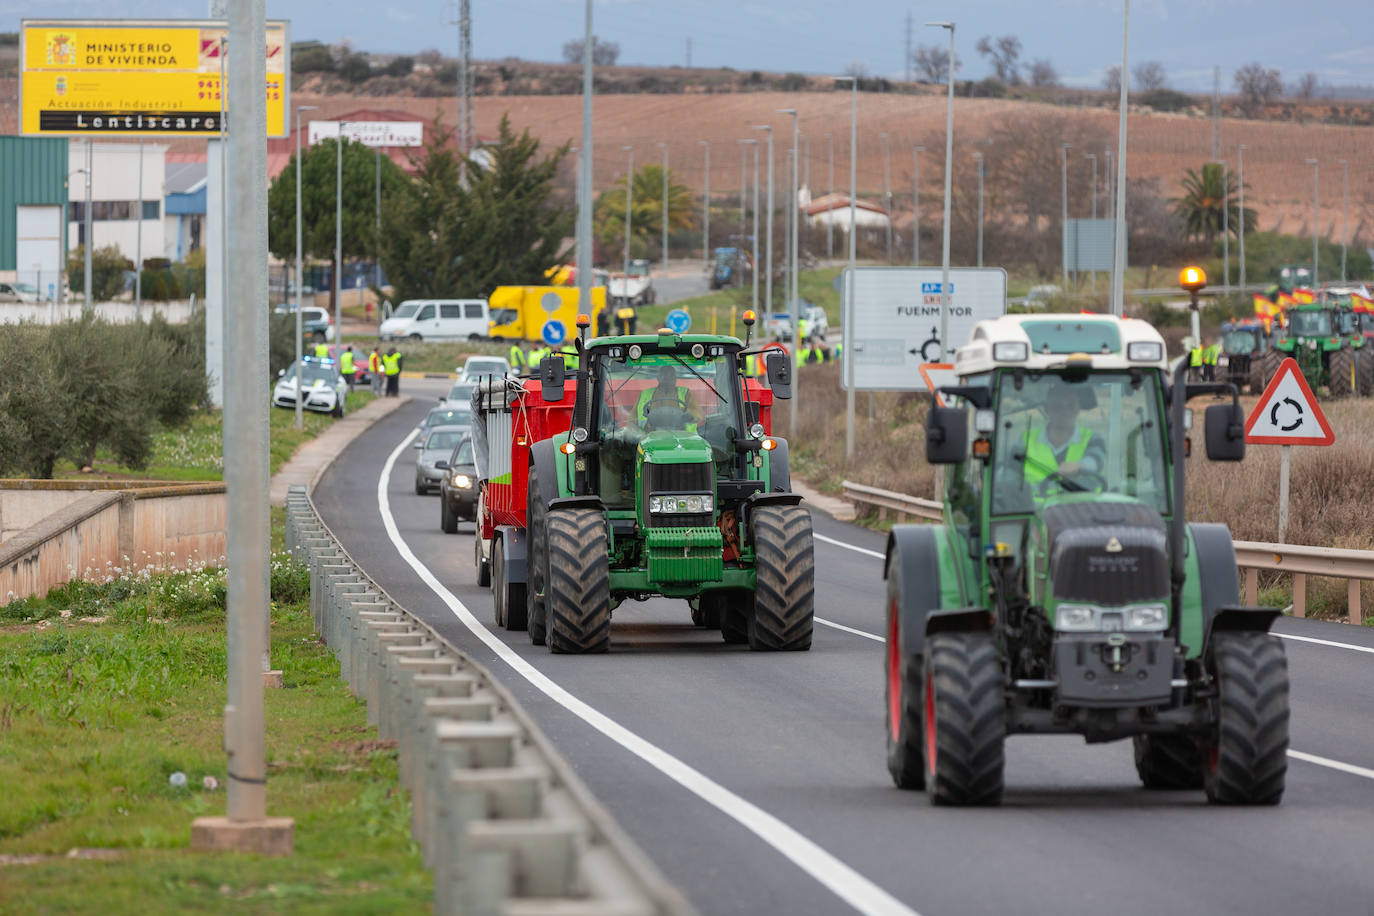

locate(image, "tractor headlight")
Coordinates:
993 342 1029 362
1127 341 1163 362
571 426 588 443
1055 605 1097 631
1127 605 1168 631
749 422 766 439
649 495 662 513
649 494 712 514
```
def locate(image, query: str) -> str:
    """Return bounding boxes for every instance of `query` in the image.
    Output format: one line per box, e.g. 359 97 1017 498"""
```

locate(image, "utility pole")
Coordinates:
739 139 759 315
658 142 669 277
833 75 858 460
1220 159 1229 296
754 124 774 330
1110 0 1131 317
1338 158 1349 282
135 141 143 320
699 140 710 265
1238 144 1248 290
294 103 318 431
928 20 956 359
913 146 924 266
904 11 913 83
576 0 593 322
335 122 346 340
84 140 92 313
827 133 834 260
1211 66 1220 160
1306 158 1319 284
973 151 984 268
881 132 893 262
738 143 747 237
1105 146 1115 297
622 146 634 287
458 0 472 157
1061 142 1071 291
778 106 800 434
1085 152 1097 295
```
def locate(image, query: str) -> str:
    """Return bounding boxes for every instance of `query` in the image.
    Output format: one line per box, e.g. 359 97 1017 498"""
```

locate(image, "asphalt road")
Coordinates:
316 386 1374 916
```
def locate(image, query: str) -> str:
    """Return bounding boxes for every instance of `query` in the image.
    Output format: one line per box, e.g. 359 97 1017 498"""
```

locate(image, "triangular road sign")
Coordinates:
918 363 957 405
1244 357 1335 446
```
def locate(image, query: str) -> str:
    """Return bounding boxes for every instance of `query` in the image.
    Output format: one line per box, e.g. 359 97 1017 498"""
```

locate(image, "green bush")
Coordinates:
384 55 414 77
1139 88 1195 112
66 244 131 301
1220 231 1372 286
291 41 334 74
338 53 372 84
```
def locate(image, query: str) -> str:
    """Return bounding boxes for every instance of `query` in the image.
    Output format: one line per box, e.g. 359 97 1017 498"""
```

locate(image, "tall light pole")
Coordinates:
84 140 92 313
334 120 347 343
973 151 984 268
739 139 759 317
699 140 710 265
1084 152 1097 295
622 146 634 287
374 145 382 315
927 20 956 358
881 132 893 262
834 75 858 460
135 140 144 320
827 134 835 260
1337 158 1349 282
1109 0 1131 317
1238 144 1248 290
1222 159 1229 296
1061 142 1071 291
1305 157 1319 285
576 0 594 320
738 143 747 237
294 103 318 431
658 142 670 276
913 146 924 266
753 124 774 330
1105 146 1115 298
777 107 800 433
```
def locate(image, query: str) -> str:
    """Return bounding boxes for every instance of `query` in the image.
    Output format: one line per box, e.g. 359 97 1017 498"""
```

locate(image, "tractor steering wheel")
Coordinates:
1036 469 1108 497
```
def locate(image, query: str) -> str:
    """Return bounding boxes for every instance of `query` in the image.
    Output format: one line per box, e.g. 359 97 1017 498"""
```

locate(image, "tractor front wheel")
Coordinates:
924 632 1005 806
545 509 612 654
747 505 815 651
1330 347 1356 398
1204 632 1289 805
885 568 924 789
1133 734 1204 789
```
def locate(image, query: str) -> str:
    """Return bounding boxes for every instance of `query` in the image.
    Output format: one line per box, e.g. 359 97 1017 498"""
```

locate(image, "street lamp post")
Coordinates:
738 143 747 237
622 146 634 290
913 146 924 266
575 0 594 321
334 120 348 345
927 19 956 358
881 132 892 262
739 139 760 317
1222 159 1229 296
84 140 93 313
1084 152 1097 295
699 140 710 265
834 75 858 459
973 151 984 268
135 140 144 320
658 142 669 277
1061 142 1071 291
294 104 318 431
1238 144 1248 290
1337 158 1349 282
1305 158 1319 285
753 124 774 331
827 133 835 260
777 106 800 433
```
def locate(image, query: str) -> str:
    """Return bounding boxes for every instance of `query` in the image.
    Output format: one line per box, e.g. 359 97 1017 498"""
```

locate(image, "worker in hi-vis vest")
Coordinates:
1022 381 1106 491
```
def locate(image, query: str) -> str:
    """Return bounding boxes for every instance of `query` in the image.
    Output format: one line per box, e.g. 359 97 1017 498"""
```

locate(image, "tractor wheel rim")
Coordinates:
887 600 901 739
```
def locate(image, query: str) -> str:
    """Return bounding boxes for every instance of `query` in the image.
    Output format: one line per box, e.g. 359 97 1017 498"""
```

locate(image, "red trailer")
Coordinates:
470 375 774 630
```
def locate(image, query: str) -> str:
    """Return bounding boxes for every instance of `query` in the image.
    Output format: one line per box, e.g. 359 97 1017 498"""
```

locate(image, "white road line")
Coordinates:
814 532 885 559
376 431 920 916
811 533 1374 660
816 618 885 643
1272 632 1374 656
1287 750 1374 781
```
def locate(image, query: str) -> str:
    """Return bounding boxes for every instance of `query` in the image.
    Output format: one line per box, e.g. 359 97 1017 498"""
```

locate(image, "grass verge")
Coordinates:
0 551 430 912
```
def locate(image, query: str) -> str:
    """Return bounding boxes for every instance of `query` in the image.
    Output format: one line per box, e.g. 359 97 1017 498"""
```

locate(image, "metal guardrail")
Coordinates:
284 484 692 916
841 481 1371 625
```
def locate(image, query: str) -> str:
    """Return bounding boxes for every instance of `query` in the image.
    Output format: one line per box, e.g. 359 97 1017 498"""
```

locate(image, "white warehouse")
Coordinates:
67 140 166 268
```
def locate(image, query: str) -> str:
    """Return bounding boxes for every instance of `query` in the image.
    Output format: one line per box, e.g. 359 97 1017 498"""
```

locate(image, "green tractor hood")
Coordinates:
637 429 715 465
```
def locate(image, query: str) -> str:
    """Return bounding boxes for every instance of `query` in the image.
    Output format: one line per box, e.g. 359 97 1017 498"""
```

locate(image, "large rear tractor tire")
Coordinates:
885 567 924 789
747 505 815 652
1357 348 1374 397
924 632 1005 806
1204 632 1289 805
526 470 548 646
1329 347 1356 398
1259 350 1283 390
1133 734 1204 789
545 509 612 654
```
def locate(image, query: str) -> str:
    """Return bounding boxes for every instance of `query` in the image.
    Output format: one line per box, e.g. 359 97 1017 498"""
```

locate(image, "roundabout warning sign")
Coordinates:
1244 358 1335 446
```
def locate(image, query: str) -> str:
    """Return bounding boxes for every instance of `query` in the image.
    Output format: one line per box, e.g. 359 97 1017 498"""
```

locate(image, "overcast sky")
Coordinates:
9 0 1372 92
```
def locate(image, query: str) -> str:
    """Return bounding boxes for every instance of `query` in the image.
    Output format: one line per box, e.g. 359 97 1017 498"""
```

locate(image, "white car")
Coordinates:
380 299 489 342
446 380 478 407
457 356 512 382
272 358 348 417
0 281 40 303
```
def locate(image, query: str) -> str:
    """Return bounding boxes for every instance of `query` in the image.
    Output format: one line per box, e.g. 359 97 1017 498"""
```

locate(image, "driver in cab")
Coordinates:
635 364 700 430
1023 381 1105 489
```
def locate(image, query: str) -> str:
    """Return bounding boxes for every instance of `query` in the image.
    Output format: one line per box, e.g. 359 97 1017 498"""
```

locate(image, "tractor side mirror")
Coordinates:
540 355 566 402
765 351 792 399
1204 403 1246 462
744 400 761 425
925 407 968 464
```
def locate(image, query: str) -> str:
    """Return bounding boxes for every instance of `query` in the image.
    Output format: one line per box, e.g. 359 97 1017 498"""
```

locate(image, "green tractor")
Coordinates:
524 317 814 653
1263 303 1373 397
884 314 1289 805
1218 320 1269 394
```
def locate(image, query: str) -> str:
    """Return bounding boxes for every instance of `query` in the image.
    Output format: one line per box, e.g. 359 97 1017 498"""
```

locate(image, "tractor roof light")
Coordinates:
742 310 757 326
576 313 591 329
1179 266 1207 292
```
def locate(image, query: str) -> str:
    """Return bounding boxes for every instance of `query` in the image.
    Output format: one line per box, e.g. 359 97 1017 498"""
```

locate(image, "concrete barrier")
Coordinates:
0 480 226 602
285 484 693 916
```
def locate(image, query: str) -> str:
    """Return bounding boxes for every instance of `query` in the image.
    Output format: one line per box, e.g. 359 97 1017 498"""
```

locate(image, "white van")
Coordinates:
379 299 488 341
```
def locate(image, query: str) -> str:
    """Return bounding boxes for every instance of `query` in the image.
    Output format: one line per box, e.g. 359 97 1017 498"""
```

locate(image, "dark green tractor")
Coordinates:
524 318 814 654
1265 304 1373 397
884 314 1289 806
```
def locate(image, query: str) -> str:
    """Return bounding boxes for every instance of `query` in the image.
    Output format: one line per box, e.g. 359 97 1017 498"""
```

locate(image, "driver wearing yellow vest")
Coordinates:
1023 382 1105 486
635 365 699 429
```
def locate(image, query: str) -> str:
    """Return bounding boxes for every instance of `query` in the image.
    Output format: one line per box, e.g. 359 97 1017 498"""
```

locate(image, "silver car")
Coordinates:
415 425 469 494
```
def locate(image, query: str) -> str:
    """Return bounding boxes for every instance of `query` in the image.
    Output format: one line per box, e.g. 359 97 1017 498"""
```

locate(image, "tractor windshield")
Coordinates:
1288 310 1332 337
596 353 738 439
989 371 1170 516
1223 330 1259 355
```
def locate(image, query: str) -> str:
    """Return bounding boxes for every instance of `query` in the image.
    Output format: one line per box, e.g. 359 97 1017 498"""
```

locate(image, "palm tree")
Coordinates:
1173 162 1256 244
594 165 696 259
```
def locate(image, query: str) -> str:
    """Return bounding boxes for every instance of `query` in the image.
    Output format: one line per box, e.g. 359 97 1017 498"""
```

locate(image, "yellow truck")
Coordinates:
487 285 608 343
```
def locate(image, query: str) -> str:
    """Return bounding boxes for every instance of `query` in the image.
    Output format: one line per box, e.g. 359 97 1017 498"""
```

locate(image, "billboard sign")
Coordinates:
308 120 424 148
20 19 289 138
840 267 1007 391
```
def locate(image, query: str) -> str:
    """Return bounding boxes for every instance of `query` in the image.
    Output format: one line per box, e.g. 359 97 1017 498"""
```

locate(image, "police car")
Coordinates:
273 357 349 417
